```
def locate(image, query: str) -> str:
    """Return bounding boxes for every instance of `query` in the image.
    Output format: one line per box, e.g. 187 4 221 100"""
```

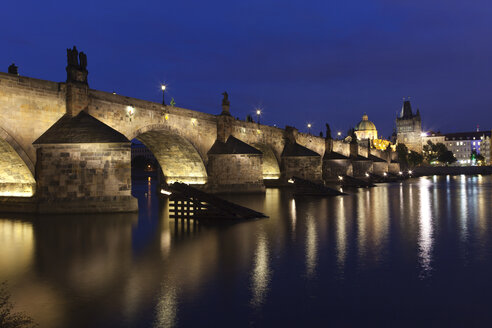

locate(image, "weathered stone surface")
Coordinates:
323 159 353 179
207 154 264 193
34 143 137 213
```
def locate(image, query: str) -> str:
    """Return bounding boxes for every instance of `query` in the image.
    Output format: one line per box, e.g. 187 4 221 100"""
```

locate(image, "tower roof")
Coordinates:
33 111 129 144
400 100 414 119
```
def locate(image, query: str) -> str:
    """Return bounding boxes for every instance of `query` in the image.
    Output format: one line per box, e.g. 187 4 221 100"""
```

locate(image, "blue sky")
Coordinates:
2 0 492 137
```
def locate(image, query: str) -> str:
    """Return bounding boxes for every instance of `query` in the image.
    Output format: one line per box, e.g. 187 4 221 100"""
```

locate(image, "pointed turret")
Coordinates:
400 100 413 118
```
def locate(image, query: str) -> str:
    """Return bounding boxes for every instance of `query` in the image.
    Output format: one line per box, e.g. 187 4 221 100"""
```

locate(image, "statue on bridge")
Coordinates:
8 63 18 75
221 92 231 116
325 123 332 140
221 92 230 106
67 46 79 67
79 52 87 71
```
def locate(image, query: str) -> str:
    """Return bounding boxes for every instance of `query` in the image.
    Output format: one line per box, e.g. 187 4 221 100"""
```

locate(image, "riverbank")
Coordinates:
413 165 492 176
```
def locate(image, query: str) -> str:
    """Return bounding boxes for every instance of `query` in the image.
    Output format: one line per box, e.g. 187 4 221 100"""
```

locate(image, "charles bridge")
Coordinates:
0 48 399 213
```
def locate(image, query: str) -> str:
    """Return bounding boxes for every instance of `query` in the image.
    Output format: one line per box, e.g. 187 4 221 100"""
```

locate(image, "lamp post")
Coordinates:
337 131 342 139
256 109 261 124
307 123 312 134
161 84 166 105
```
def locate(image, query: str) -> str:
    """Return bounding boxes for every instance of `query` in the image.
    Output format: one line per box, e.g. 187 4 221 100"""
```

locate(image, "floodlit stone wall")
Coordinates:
137 130 207 184
35 143 137 213
0 73 66 162
0 138 35 196
352 160 374 177
281 156 322 182
87 90 217 163
323 159 353 179
373 162 389 175
207 154 264 192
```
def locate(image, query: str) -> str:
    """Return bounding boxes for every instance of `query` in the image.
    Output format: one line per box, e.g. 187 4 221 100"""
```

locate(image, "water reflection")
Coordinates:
250 231 271 307
0 219 34 281
418 178 433 278
335 197 347 271
0 176 492 326
154 283 178 328
305 214 318 278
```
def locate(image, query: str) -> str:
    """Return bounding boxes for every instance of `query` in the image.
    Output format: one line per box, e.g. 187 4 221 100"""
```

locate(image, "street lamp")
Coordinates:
256 109 261 124
161 84 166 105
307 123 312 134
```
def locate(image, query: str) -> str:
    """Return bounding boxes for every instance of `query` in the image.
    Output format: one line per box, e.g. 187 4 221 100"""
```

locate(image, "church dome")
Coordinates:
355 114 377 132
354 114 378 140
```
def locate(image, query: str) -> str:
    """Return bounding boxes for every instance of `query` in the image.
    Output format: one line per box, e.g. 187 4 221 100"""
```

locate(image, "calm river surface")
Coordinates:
2 175 492 327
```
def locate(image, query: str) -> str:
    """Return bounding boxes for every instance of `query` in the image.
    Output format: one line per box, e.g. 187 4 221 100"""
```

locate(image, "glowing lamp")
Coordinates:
161 189 172 196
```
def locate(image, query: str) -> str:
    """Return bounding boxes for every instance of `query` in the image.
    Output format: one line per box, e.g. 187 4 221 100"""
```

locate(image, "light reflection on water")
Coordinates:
1 176 492 327
418 178 433 278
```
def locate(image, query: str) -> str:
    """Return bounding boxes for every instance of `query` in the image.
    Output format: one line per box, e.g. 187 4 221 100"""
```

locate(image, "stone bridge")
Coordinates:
0 51 398 213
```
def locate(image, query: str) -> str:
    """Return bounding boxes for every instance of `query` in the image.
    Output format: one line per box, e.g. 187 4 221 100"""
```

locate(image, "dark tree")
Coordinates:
423 140 454 164
396 143 409 167
408 151 423 167
439 150 457 165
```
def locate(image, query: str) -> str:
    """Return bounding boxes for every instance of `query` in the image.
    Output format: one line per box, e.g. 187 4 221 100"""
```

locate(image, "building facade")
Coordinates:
421 131 445 146
396 100 422 153
444 131 491 165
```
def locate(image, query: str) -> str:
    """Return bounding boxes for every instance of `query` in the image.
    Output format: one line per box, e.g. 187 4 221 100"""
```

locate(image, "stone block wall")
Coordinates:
281 156 322 182
0 138 35 196
323 159 353 180
0 73 66 162
373 162 389 175
35 143 137 212
332 141 351 157
207 154 264 192
352 160 374 177
388 163 400 174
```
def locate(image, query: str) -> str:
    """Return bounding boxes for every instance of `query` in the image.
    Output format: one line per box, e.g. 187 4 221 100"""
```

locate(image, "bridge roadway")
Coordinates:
0 64 398 213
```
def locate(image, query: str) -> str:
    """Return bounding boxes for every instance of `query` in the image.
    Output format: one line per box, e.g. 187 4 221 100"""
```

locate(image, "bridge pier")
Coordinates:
33 111 138 213
207 136 265 193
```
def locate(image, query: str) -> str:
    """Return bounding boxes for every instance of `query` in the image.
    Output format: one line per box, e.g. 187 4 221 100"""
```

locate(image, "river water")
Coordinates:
1 175 492 327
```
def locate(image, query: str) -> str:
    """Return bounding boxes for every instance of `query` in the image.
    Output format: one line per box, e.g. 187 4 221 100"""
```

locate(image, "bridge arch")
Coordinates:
130 125 208 184
252 143 281 179
0 127 36 196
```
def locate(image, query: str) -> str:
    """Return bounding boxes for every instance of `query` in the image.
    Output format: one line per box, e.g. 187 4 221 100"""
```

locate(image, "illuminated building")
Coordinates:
354 114 378 141
444 131 491 165
396 100 422 153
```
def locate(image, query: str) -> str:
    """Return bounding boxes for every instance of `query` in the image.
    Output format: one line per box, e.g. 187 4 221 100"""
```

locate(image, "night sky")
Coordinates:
2 0 491 137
